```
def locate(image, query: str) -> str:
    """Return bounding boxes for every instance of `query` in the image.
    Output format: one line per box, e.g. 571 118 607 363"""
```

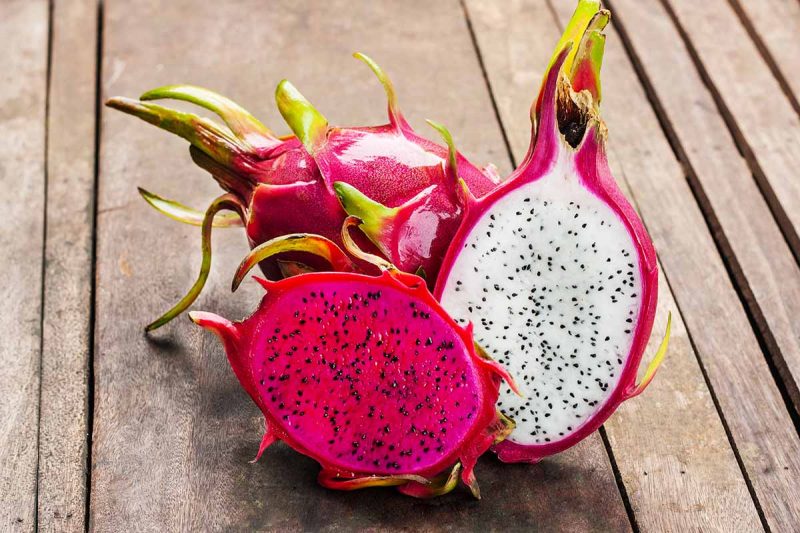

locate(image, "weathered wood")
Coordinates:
37 0 98 530
727 0 800 113
0 1 49 531
92 0 631 530
610 0 800 459
593 0 800 528
660 0 800 269
465 0 764 530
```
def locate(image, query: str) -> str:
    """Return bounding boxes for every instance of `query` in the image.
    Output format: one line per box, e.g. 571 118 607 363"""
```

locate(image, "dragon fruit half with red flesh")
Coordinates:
427 1 670 462
190 227 516 498
106 54 498 330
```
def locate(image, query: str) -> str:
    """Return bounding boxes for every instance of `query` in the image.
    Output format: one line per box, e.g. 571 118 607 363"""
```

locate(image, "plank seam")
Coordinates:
463 1 635 524
458 0 516 168
725 0 800 118
647 0 800 429
34 0 56 529
606 1 798 529
599 427 640 533
655 0 800 273
542 4 644 528
85 1 104 530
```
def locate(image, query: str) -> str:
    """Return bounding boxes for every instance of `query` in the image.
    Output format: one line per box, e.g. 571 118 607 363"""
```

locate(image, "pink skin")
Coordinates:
226 118 496 282
434 48 658 463
190 270 513 495
107 58 497 286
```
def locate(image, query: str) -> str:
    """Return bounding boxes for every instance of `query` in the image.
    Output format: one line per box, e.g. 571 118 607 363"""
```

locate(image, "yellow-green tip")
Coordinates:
138 187 243 228
275 80 328 155
628 312 672 398
333 182 395 258
353 52 404 127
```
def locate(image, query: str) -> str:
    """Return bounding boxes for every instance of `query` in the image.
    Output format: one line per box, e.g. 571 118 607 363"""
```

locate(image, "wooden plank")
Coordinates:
92 0 631 530
36 0 97 530
610 0 800 457
727 0 800 112
569 0 800 528
465 1 763 530
0 1 49 531
658 0 800 270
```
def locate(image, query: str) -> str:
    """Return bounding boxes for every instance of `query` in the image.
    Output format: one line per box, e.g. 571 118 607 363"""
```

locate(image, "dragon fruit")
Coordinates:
190 229 516 498
428 1 669 463
106 53 498 330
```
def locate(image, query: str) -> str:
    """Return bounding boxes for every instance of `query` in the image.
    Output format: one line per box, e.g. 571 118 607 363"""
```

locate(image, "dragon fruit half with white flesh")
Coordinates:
427 1 670 463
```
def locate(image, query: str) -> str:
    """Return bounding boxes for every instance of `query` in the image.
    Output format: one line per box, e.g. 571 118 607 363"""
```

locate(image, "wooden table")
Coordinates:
3 0 800 530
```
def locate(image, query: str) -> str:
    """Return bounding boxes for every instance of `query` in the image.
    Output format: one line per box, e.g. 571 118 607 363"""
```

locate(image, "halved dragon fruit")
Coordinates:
429 1 670 462
106 53 498 330
190 229 515 497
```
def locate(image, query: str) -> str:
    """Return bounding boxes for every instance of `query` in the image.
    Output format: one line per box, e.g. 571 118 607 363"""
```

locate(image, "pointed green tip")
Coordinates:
140 84 274 144
547 0 603 76
106 96 245 165
275 80 328 154
333 182 395 256
138 187 244 228
569 9 609 103
353 52 403 126
425 119 454 149
333 182 395 223
425 120 458 177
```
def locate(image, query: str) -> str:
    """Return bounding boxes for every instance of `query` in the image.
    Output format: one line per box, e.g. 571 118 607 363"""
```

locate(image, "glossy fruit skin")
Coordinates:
191 266 514 497
105 56 501 330
107 54 498 283
238 118 497 281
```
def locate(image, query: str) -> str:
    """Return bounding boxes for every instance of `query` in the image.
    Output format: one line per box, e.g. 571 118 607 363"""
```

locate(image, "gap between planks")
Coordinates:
656 0 800 285
663 0 800 429
607 0 800 433
725 0 800 118
603 0 800 528
35 0 100 531
460 1 637 527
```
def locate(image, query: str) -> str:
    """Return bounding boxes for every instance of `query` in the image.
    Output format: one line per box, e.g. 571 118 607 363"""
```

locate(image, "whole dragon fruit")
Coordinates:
191 229 516 498
106 54 498 330
429 1 670 463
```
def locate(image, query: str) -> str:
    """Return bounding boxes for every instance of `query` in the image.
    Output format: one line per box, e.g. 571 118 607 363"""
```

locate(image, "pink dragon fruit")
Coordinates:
106 54 498 330
428 1 670 462
190 229 516 498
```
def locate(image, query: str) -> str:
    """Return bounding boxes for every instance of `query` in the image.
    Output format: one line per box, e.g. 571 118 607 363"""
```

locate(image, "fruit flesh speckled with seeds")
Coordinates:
434 0 669 463
106 53 498 330
191 233 515 497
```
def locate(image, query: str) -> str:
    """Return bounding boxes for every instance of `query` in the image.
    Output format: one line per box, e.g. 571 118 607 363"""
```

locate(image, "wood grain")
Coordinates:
592 0 800 528
0 1 49 531
465 1 763 530
727 0 800 113
660 0 800 269
36 0 97 531
610 0 800 463
91 0 631 530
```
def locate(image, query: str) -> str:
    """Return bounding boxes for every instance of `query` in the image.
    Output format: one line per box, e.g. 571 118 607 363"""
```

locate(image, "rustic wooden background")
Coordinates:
2 0 800 531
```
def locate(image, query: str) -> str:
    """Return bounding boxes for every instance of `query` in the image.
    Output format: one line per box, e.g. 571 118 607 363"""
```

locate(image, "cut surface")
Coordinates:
247 277 486 473
439 154 642 445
